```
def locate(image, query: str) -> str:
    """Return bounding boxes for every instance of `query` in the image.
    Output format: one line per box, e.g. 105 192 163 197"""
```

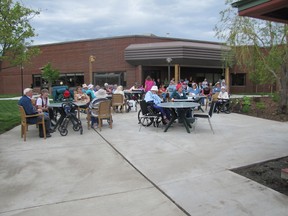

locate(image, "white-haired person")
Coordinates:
18 88 53 138
89 89 109 129
215 86 230 113
144 86 170 124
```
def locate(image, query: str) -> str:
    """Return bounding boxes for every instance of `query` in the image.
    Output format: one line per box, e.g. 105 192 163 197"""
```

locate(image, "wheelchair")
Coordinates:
137 100 162 128
215 99 232 114
58 102 83 136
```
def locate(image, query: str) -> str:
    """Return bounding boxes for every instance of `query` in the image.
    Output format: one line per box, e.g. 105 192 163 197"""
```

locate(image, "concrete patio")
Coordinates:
0 109 288 215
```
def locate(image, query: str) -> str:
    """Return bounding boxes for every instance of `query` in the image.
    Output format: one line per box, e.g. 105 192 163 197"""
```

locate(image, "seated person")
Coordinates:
171 83 192 118
74 86 90 109
18 88 52 138
144 86 170 124
113 85 125 112
36 88 55 124
104 83 112 94
170 83 187 100
166 80 176 101
89 89 109 129
212 82 221 94
129 82 140 91
187 83 200 97
159 84 168 102
86 84 96 101
215 86 230 112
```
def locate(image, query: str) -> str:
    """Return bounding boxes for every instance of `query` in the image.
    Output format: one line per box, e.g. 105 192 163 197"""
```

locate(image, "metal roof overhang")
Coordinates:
232 0 288 24
125 41 230 69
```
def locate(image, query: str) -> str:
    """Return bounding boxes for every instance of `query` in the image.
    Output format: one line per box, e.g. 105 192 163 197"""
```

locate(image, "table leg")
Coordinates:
178 109 191 133
163 108 177 132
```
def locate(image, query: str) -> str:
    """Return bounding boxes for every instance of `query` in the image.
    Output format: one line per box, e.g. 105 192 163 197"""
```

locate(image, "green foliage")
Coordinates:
215 0 288 113
256 101 265 110
0 100 20 134
242 96 251 113
41 63 60 90
0 0 40 71
271 93 280 103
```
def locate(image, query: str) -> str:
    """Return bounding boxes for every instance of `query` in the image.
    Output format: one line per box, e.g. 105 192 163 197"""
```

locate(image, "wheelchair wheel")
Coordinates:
138 109 154 127
223 105 231 114
153 117 162 127
60 128 68 136
73 124 81 131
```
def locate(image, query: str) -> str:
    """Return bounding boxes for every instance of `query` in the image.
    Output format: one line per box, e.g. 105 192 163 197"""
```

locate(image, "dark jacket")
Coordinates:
18 95 38 124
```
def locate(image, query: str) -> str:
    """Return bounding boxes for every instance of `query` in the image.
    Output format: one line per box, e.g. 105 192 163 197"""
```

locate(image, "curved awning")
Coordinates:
124 41 230 68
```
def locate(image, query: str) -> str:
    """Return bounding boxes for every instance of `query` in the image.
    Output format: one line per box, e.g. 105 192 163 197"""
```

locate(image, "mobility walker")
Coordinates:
58 102 83 136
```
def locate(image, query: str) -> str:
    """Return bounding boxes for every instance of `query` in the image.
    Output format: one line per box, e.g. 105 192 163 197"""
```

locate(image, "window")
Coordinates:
32 73 84 88
94 72 125 87
231 73 246 86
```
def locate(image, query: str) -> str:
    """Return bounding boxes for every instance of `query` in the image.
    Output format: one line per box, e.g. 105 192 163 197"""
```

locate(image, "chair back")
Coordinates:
98 100 111 118
209 101 216 117
19 106 27 124
112 94 124 106
139 100 149 115
212 92 219 102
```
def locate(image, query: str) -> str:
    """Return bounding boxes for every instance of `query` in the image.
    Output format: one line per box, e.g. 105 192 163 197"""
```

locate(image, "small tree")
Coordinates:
0 0 40 72
215 0 288 114
41 63 60 93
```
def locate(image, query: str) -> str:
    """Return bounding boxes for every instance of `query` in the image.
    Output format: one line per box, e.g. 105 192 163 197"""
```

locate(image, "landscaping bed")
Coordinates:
230 96 288 196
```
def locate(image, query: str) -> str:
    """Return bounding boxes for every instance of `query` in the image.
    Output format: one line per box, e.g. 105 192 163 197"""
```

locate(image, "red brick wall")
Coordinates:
0 35 173 94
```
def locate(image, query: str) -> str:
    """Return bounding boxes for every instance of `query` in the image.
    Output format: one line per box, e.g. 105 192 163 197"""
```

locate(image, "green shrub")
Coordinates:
242 96 251 113
256 101 265 110
270 93 280 103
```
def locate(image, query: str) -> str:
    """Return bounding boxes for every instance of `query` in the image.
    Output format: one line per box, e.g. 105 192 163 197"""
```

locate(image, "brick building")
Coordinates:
0 34 259 95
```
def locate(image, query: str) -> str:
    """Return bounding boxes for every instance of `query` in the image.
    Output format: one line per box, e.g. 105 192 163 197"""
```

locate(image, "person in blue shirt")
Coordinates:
86 84 96 101
144 86 170 124
166 80 176 101
212 82 221 94
187 83 201 96
18 88 52 138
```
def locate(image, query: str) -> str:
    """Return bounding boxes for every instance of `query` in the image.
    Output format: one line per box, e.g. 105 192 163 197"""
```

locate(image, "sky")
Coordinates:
19 0 229 45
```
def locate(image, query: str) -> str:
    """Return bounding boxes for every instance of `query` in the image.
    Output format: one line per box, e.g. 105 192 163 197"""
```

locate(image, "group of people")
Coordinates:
141 76 230 124
18 77 230 138
18 82 128 137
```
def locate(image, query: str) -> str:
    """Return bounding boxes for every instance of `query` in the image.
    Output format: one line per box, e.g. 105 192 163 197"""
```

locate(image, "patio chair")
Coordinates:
97 100 113 131
193 101 216 134
18 106 46 141
111 94 126 113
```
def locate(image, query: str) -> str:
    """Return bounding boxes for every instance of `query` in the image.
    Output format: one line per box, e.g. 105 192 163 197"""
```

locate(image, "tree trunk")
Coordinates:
278 68 288 114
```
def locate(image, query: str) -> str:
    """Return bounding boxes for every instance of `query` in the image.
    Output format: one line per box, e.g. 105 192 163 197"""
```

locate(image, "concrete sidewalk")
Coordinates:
0 110 288 215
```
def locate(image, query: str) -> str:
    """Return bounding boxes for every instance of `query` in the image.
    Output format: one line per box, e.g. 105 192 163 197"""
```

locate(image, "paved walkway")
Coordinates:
0 108 288 215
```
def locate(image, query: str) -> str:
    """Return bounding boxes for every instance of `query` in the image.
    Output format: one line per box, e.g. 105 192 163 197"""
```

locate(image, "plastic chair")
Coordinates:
18 106 46 141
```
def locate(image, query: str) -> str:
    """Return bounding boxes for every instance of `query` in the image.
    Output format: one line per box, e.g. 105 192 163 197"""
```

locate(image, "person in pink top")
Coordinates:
144 75 154 92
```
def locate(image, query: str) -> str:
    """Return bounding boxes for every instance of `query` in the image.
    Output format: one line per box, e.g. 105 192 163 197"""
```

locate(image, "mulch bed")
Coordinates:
232 157 288 196
230 97 288 196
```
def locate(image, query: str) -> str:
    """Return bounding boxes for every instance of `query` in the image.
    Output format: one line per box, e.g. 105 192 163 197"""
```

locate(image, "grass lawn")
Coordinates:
0 100 20 134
